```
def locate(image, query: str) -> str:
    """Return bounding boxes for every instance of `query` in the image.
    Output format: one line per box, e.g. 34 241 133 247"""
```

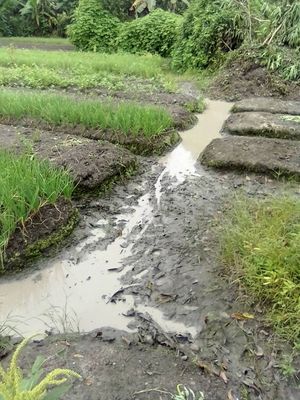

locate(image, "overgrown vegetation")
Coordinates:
67 0 120 52
0 90 173 136
0 336 80 398
0 150 74 266
171 0 300 80
220 195 300 340
0 0 78 37
117 9 182 57
172 0 245 70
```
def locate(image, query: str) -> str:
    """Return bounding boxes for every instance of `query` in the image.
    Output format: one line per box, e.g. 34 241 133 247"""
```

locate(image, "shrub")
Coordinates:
67 0 120 52
117 9 183 57
172 0 246 71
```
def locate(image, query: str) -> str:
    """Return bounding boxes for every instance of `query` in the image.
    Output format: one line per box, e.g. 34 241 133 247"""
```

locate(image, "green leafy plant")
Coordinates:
172 385 204 400
172 0 246 71
0 336 80 399
67 0 120 52
117 9 182 57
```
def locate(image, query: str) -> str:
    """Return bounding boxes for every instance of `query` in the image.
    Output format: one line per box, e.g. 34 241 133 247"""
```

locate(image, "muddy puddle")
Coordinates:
0 100 232 337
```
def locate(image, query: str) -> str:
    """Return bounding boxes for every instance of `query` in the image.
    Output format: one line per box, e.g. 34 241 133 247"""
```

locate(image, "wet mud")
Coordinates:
0 100 299 399
200 135 300 179
207 56 300 102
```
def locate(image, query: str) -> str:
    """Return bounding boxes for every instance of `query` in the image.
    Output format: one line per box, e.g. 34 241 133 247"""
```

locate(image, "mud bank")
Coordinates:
0 100 299 399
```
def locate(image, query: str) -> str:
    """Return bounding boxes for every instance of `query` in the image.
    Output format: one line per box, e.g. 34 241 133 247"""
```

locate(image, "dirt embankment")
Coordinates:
200 97 300 179
207 57 300 102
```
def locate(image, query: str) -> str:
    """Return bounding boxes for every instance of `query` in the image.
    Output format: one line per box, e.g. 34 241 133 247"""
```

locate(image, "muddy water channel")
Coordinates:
0 100 231 336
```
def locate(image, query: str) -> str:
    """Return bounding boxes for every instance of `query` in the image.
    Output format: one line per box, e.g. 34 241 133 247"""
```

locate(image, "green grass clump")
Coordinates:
0 151 74 265
0 90 173 137
220 195 300 340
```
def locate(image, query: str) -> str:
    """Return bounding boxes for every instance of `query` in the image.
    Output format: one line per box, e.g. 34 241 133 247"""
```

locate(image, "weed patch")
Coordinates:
219 195 300 340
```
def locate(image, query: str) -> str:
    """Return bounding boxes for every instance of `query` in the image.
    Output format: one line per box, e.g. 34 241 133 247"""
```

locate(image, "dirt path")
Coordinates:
0 100 299 399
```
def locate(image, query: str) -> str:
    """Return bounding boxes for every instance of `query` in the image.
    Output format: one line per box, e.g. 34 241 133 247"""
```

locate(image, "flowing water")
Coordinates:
0 100 232 337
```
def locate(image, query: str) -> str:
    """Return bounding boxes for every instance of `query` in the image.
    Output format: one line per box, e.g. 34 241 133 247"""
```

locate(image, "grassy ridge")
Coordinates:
0 151 74 265
220 195 300 340
0 90 173 136
0 48 169 79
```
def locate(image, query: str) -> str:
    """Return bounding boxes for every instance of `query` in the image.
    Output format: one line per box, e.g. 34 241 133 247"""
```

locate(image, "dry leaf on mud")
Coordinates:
254 345 264 357
84 377 93 386
195 359 218 375
219 370 228 384
73 353 84 358
227 389 236 400
231 312 254 320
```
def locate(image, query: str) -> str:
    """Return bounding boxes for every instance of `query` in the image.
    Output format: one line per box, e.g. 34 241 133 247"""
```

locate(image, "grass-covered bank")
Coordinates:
0 90 173 137
0 48 169 79
0 150 74 270
0 48 176 93
220 195 300 340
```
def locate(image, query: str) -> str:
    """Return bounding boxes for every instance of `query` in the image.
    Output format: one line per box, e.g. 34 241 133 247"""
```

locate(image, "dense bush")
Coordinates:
172 0 246 71
0 0 78 37
117 9 182 57
68 0 120 52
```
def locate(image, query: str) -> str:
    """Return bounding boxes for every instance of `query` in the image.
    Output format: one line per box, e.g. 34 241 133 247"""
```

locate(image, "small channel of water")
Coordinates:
0 100 231 337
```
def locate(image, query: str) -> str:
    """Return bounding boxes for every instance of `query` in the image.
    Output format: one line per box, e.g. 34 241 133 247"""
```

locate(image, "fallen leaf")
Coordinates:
227 389 235 400
195 359 218 375
220 370 228 384
84 377 93 386
254 345 264 357
73 353 84 358
231 312 255 320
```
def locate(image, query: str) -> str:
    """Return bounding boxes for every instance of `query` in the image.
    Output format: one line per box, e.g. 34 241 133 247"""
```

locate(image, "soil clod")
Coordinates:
200 135 300 178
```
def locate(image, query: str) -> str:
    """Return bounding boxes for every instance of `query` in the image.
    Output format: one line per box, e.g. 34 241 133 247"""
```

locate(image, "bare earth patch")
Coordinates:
232 98 300 115
207 58 300 102
4 198 77 272
223 112 300 140
0 125 137 191
200 135 300 179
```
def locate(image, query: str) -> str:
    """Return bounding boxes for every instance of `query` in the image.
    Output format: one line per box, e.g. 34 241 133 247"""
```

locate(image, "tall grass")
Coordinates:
0 48 169 79
0 151 74 264
0 90 173 137
220 195 300 340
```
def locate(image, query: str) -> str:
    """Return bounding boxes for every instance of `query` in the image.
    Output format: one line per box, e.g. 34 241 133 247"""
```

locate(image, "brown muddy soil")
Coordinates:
4 198 77 273
0 125 137 190
200 135 300 179
224 111 300 140
2 153 299 399
0 39 75 51
207 57 300 102
232 98 300 115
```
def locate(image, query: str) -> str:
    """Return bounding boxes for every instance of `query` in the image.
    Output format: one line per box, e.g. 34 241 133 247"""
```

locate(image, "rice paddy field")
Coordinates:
0 39 199 270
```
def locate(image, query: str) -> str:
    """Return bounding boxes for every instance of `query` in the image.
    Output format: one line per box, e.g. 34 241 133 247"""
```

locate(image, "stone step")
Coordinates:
232 98 300 115
200 136 300 179
223 112 300 140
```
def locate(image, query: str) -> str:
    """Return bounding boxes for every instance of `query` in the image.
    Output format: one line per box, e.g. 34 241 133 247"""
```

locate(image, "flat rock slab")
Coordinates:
0 125 136 191
232 98 300 115
224 112 300 140
200 136 300 179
